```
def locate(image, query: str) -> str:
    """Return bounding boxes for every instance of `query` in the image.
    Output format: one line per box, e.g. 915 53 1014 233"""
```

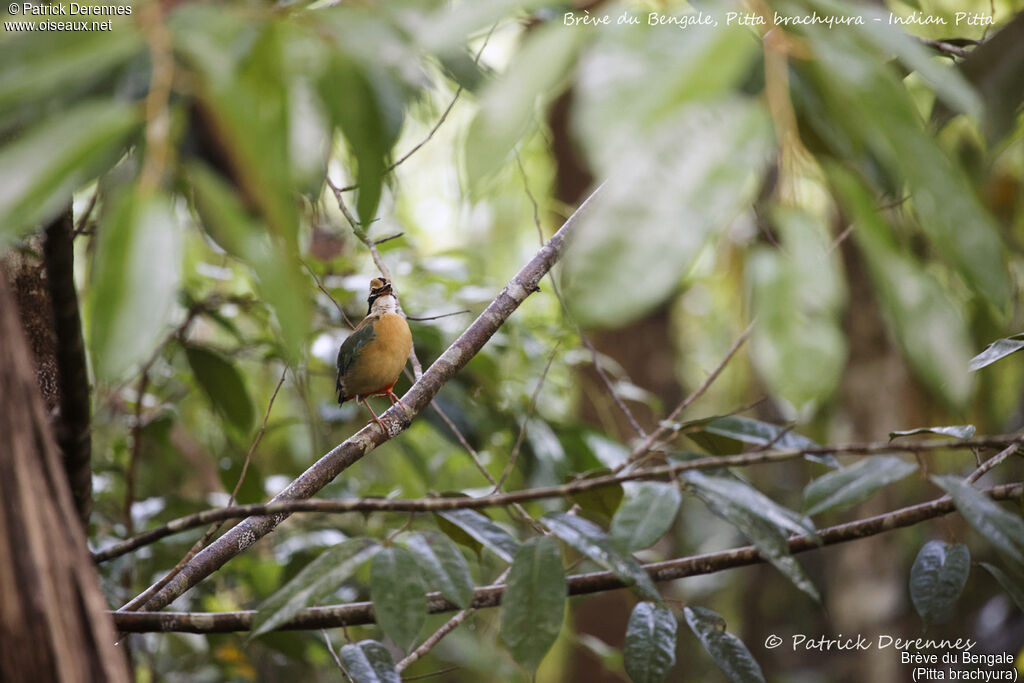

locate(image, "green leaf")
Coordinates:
172 12 299 244
611 482 682 553
433 510 483 557
568 469 624 526
436 509 519 563
693 474 820 603
909 540 970 625
684 606 766 683
562 99 772 329
979 563 1024 613
404 531 475 609
954 11 1024 142
0 99 139 240
805 23 1009 309
932 475 1024 569
500 537 566 672
683 470 817 540
369 546 426 651
686 416 838 468
187 162 310 363
184 345 255 435
970 335 1024 372
830 167 975 408
542 512 659 601
747 208 847 410
465 22 583 182
624 602 677 683
0 30 143 132
252 539 379 638
339 640 400 683
86 192 183 383
803 456 918 516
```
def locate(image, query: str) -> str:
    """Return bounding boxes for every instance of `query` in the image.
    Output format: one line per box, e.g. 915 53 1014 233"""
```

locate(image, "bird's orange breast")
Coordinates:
338 313 411 400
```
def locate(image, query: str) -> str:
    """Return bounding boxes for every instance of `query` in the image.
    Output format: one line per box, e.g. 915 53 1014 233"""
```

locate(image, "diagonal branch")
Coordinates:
126 183 605 612
110 481 1024 632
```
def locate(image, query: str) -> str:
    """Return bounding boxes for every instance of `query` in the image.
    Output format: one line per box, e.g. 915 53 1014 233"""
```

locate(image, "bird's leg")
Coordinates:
358 396 385 428
384 387 405 408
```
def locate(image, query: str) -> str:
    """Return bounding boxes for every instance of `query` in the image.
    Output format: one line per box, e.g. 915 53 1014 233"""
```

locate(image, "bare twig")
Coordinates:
125 183 605 612
493 342 561 492
966 442 1019 484
303 260 355 329
406 310 471 322
916 35 973 58
515 155 648 439
397 567 511 673
321 629 352 680
92 432 1023 563
110 481 1024 632
614 322 754 473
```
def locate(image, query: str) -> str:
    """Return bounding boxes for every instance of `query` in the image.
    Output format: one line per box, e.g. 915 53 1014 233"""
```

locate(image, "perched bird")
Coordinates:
336 277 412 427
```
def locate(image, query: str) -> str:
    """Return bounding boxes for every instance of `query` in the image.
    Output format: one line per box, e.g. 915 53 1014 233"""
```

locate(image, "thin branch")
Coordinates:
92 432 1024 563
493 342 560 492
614 322 754 473
967 441 1019 483
110 481 1024 633
125 183 605 612
303 260 356 329
396 568 509 673
916 35 973 58
373 232 404 246
430 401 497 486
321 629 352 681
515 154 647 440
406 310 471 322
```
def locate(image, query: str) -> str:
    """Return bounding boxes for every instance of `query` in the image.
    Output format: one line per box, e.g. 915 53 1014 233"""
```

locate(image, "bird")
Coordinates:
335 277 412 427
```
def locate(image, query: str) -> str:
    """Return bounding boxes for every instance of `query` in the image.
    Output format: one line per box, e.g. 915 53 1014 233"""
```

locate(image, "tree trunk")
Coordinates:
0 268 130 683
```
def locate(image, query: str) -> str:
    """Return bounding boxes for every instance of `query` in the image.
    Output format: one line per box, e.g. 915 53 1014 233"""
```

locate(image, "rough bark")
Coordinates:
0 268 130 683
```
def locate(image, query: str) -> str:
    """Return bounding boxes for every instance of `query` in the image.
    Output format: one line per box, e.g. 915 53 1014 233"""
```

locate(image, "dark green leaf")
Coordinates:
86 192 183 383
684 606 765 683
404 531 475 609
500 537 566 672
909 541 970 624
696 477 820 603
955 11 1024 142
184 345 255 435
970 335 1024 372
436 509 519 563
979 563 1024 613
683 470 817 539
890 425 976 440
624 602 677 683
0 99 139 240
568 469 624 526
687 416 838 468
433 510 483 557
611 482 682 553
932 475 1024 569
252 539 379 638
370 546 426 651
542 512 659 601
830 167 975 408
340 640 400 683
803 456 917 516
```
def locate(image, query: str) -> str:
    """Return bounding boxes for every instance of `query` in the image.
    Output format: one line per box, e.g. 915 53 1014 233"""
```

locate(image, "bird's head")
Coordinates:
366 277 397 315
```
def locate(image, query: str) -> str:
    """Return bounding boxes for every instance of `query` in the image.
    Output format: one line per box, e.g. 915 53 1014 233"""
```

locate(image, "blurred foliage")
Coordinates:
2 0 1024 680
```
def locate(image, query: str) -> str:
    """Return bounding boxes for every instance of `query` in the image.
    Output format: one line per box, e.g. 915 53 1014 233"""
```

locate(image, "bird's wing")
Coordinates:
336 318 377 399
